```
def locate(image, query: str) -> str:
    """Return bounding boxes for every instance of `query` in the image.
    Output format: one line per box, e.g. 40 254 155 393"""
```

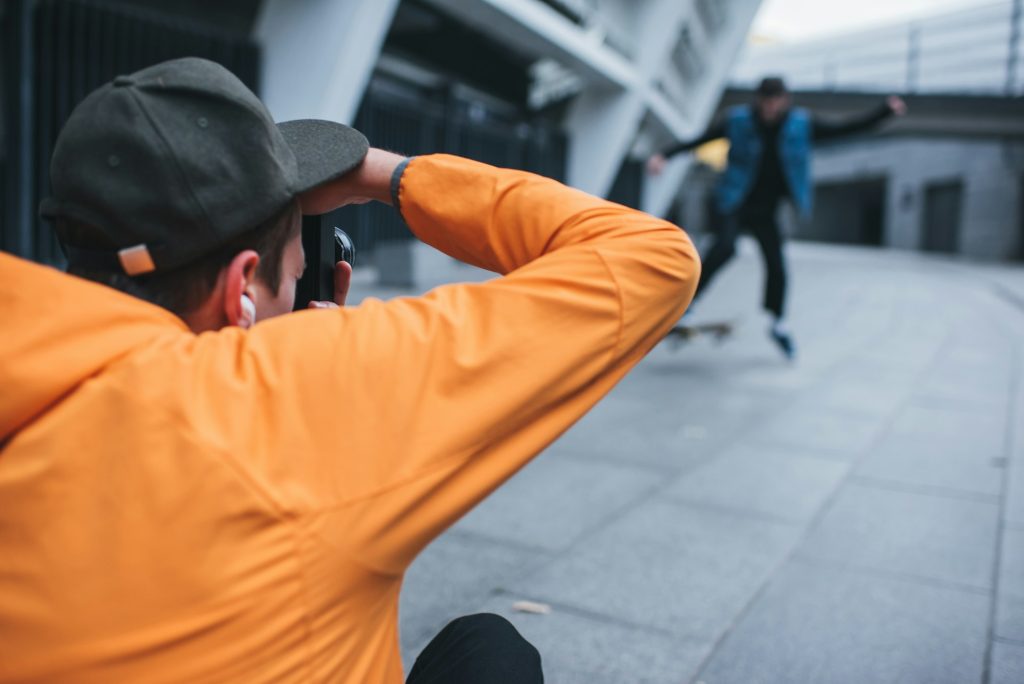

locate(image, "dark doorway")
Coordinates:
804 177 887 246
921 180 963 254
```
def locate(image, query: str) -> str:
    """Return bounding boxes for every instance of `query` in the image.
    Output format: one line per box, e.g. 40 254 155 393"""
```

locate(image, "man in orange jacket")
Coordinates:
0 58 699 682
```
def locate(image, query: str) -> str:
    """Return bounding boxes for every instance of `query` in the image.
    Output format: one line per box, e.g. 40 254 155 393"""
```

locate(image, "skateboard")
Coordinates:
664 320 734 346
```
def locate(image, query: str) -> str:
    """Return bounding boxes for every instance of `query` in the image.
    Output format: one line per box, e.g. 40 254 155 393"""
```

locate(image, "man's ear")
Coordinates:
223 250 260 328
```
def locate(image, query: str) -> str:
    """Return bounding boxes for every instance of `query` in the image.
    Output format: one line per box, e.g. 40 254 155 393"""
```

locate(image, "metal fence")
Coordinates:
1 0 258 265
3 0 576 266
324 75 570 253
732 0 1024 95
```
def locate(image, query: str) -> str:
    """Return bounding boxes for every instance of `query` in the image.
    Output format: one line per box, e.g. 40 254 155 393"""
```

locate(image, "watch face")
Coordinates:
334 227 356 267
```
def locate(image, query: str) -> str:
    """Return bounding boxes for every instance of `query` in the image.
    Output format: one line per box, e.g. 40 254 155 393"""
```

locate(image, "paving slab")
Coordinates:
1007 384 1024 526
696 559 989 684
506 499 802 640
552 360 786 473
1010 466 1024 525
385 243 1024 683
399 531 549 660
1001 527 1024 598
855 432 1005 497
797 483 999 589
550 389 710 473
799 373 912 417
991 642 1024 684
470 598 713 684
913 358 1014 408
663 443 849 523
750 405 887 457
887 403 1007 457
996 595 1024 644
453 455 662 551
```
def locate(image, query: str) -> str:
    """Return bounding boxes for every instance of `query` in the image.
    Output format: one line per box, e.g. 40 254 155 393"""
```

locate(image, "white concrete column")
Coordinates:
424 0 634 87
633 0 694 74
641 155 695 218
255 0 400 123
641 0 764 217
565 88 642 195
564 0 694 196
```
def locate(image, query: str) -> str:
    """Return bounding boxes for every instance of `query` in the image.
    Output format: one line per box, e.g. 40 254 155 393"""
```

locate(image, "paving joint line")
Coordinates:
991 281 1024 316
445 528 555 557
847 475 1001 504
688 301 959 683
791 554 992 596
982 339 1021 684
993 636 1024 647
488 587 684 640
505 380 817 589
654 495 808 528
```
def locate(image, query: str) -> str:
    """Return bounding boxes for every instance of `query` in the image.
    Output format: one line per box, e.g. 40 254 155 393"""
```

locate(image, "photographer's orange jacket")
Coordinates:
0 155 698 682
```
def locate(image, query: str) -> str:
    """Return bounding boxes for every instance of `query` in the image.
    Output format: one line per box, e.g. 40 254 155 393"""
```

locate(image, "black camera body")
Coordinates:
293 214 356 311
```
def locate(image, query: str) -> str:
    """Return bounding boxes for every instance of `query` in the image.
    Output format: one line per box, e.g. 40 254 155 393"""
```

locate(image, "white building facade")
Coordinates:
722 1 1024 261
256 0 763 216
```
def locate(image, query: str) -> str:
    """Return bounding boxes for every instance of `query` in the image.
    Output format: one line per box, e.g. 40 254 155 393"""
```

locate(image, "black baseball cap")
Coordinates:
756 76 789 98
40 57 369 276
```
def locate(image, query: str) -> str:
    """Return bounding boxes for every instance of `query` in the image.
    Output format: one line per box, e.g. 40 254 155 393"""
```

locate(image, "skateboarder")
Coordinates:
648 77 906 358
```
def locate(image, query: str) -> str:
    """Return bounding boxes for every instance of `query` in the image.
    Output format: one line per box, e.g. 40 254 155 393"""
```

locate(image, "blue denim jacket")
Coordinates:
717 105 812 216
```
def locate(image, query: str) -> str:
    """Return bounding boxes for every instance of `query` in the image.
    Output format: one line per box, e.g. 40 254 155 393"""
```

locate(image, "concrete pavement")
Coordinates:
349 238 1024 683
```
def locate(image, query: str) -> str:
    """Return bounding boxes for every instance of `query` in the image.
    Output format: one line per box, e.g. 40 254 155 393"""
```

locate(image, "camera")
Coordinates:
293 215 356 310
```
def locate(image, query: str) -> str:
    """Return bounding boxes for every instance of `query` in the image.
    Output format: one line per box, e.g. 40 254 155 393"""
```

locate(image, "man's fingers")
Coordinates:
887 95 907 116
334 260 353 307
646 154 666 176
305 262 353 310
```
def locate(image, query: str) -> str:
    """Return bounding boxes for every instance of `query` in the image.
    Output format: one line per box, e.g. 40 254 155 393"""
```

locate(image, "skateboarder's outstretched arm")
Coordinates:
660 119 728 158
812 96 906 142
647 119 727 175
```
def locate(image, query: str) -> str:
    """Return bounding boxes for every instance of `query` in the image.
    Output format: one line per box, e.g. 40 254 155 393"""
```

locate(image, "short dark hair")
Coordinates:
756 76 788 98
57 200 301 318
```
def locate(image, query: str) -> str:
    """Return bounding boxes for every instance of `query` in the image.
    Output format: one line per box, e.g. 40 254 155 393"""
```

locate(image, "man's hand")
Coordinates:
887 95 907 116
646 153 667 176
300 148 406 215
308 260 353 309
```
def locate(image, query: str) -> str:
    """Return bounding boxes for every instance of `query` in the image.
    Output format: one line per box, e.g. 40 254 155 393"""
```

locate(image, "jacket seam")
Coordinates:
295 248 626 554
292 528 319 683
591 248 626 356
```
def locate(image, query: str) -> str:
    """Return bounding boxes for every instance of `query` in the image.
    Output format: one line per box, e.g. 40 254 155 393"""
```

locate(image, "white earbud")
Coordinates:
239 294 256 329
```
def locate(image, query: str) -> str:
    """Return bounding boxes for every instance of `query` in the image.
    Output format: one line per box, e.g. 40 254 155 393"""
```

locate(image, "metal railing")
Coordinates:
2 0 576 266
1 0 258 266
324 74 571 254
732 0 1024 95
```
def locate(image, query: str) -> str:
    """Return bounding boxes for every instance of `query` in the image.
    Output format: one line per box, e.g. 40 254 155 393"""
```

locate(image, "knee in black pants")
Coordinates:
407 613 543 684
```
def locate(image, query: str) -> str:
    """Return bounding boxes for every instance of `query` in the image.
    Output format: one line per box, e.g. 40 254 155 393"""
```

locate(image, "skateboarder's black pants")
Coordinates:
695 206 787 318
406 613 544 683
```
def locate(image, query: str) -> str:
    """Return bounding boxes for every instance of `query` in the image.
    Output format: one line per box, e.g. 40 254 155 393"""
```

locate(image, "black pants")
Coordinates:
407 613 544 683
695 206 787 318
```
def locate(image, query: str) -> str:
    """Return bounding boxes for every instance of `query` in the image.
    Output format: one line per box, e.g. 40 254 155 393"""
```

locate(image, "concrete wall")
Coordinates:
252 0 765 286
255 0 762 201
256 0 401 123
812 136 1024 260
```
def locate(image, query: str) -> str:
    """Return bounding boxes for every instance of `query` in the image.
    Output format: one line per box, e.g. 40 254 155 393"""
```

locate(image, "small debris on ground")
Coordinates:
512 600 551 615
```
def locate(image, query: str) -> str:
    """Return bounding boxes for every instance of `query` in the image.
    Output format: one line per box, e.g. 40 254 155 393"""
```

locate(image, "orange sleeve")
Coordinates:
229 154 699 574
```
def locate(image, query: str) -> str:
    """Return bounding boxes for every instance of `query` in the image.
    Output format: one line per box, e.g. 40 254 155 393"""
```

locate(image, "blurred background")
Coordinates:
6 0 1021 272
3 1 1024 683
